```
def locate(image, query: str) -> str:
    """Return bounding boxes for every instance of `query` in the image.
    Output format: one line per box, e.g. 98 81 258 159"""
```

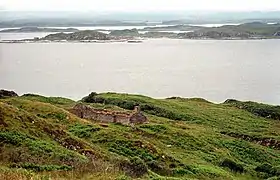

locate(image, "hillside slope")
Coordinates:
0 92 280 180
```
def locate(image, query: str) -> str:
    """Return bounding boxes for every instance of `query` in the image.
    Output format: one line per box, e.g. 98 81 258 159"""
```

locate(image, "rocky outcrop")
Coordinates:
69 104 148 125
221 131 280 150
0 90 18 99
274 31 280 36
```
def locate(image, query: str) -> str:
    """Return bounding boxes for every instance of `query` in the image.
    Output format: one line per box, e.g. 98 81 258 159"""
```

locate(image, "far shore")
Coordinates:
0 37 277 44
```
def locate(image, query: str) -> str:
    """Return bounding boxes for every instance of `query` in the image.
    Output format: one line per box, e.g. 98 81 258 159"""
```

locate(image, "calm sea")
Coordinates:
1 39 280 104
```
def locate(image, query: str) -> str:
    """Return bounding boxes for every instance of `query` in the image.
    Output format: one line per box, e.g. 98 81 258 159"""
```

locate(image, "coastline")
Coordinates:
1 37 278 43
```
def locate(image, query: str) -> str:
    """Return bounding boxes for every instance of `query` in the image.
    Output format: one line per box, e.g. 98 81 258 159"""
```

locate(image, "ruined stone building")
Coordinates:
70 104 148 125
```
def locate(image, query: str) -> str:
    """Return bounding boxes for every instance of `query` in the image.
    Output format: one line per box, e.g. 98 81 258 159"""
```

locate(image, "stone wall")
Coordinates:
115 115 130 125
130 113 147 124
96 113 115 123
70 104 147 125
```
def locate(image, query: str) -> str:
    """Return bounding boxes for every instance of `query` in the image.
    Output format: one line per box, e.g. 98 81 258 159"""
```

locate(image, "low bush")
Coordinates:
10 163 72 172
82 92 105 104
172 168 194 176
38 112 67 120
220 159 244 173
0 131 30 146
140 124 167 133
109 139 158 161
69 124 100 138
255 163 280 177
267 177 280 180
120 157 148 178
147 160 172 176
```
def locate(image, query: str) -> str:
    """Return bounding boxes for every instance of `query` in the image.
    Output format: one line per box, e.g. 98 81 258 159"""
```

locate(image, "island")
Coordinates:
40 30 110 41
177 22 280 39
0 27 79 33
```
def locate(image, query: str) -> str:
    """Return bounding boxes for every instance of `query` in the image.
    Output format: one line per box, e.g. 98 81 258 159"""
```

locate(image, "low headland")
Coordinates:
1 89 280 179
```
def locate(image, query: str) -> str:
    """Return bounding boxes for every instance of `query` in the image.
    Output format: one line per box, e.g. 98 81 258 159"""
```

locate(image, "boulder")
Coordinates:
274 31 280 36
0 90 18 98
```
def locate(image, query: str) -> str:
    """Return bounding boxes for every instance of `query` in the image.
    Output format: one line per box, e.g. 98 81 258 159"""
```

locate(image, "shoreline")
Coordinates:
1 37 278 43
0 38 280 44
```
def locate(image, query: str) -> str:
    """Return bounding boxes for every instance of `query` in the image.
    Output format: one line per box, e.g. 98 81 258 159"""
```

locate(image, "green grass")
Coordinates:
224 99 280 120
1 92 280 179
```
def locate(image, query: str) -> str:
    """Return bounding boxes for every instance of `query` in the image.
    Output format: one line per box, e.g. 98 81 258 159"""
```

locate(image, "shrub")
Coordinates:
273 166 280 176
120 157 148 177
267 177 280 180
0 131 29 146
116 175 131 180
10 163 72 172
82 92 105 103
69 124 100 138
108 139 157 162
104 98 136 110
38 112 67 120
255 163 280 176
255 163 273 174
172 168 194 176
147 160 172 176
140 124 167 133
220 159 244 173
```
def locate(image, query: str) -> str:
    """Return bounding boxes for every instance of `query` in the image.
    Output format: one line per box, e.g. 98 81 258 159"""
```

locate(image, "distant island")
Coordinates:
40 30 111 41
0 19 149 28
0 27 79 33
177 22 280 39
2 22 280 43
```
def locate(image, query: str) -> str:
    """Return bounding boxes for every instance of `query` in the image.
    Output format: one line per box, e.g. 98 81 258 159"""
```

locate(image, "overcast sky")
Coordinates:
1 0 280 12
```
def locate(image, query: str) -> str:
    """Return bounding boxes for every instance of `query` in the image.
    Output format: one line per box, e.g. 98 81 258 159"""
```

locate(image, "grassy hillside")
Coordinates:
1 92 280 180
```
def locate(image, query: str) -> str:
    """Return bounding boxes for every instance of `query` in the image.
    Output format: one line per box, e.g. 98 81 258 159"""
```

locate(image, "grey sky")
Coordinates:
1 0 280 12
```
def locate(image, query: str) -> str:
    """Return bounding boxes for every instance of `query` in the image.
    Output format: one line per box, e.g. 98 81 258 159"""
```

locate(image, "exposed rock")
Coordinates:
109 28 139 37
69 104 148 125
221 131 280 150
274 31 280 36
0 90 18 99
